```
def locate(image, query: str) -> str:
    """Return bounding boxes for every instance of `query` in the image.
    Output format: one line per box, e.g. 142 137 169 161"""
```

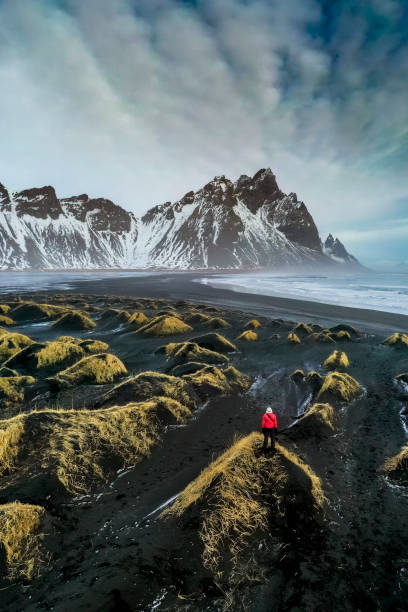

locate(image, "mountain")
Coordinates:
0 169 360 270
323 234 359 266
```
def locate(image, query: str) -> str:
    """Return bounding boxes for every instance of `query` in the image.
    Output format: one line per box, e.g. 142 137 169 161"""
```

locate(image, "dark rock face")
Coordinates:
0 168 360 270
324 234 359 265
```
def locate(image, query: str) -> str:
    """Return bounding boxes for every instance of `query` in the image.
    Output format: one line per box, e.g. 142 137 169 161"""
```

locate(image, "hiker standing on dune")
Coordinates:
262 407 278 450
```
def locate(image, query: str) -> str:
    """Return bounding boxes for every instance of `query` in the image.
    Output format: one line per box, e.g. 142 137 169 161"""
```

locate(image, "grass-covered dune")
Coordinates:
0 502 51 582
317 372 363 403
381 445 408 483
50 353 128 388
156 341 229 366
0 398 191 498
164 433 325 598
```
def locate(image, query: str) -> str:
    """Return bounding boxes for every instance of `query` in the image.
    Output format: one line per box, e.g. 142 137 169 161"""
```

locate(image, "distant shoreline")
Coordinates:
12 270 408 336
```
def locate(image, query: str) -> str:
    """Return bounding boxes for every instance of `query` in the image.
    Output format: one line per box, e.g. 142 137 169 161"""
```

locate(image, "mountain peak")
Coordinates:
324 234 359 265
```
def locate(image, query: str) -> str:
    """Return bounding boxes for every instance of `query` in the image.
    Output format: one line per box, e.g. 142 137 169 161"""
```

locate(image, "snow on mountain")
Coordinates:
323 233 360 266
0 170 360 270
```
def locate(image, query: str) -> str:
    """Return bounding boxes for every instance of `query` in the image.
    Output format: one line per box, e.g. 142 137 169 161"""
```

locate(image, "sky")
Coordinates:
0 0 407 265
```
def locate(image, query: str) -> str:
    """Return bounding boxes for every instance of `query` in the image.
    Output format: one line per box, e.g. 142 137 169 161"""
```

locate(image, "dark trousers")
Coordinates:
262 428 276 449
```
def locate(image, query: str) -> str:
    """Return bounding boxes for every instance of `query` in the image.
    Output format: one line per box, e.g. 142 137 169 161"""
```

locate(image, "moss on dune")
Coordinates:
36 341 85 371
52 353 127 388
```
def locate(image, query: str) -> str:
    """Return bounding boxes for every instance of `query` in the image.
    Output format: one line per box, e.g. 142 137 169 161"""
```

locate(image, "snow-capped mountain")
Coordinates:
0 169 360 270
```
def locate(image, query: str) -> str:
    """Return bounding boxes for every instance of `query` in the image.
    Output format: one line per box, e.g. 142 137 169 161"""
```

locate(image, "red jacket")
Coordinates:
262 412 277 429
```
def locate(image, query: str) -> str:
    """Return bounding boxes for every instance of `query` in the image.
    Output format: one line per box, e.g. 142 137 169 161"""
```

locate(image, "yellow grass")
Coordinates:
0 304 11 314
51 310 96 330
99 370 196 409
136 315 193 337
53 353 127 387
0 502 50 581
317 372 362 403
0 398 190 495
79 339 109 354
0 333 34 363
293 403 336 438
36 341 85 370
382 445 408 478
165 433 325 581
245 319 261 329
183 365 251 397
382 333 408 348
0 315 14 325
0 376 35 407
159 341 229 365
54 335 80 344
203 317 230 329
323 350 350 371
294 322 314 335
128 312 149 327
287 332 301 344
309 332 336 344
12 302 65 321
236 330 258 342
184 312 211 325
336 330 351 340
193 333 238 353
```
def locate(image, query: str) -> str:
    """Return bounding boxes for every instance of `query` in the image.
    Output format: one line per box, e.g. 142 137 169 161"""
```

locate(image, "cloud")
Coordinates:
0 0 407 264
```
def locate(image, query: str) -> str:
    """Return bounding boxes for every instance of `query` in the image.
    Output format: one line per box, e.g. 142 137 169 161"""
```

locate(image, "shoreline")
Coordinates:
26 271 408 336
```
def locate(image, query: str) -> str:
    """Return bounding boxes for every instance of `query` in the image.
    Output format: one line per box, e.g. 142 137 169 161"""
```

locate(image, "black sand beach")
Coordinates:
0 274 407 611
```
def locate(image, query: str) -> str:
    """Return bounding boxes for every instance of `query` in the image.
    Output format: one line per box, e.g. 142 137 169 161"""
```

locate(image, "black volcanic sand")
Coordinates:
0 275 407 611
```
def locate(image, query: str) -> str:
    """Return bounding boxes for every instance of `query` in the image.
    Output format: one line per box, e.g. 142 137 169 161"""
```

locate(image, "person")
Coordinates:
262 406 278 450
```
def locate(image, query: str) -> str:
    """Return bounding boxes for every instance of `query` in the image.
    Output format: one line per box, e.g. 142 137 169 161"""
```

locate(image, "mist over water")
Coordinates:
198 272 408 316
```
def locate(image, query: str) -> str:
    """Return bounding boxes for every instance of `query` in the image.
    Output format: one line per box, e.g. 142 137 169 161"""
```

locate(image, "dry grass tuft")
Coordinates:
382 445 408 480
0 315 14 326
317 372 362 403
290 369 305 382
288 403 336 439
236 330 258 342
158 341 229 365
54 336 80 344
128 312 149 327
192 333 238 353
306 371 324 391
0 502 50 581
136 315 193 337
97 370 196 409
323 350 350 371
0 333 34 363
182 365 251 398
165 433 325 583
293 322 314 335
0 398 191 496
0 376 35 407
309 332 336 344
53 353 127 388
202 317 230 330
382 333 408 348
11 302 65 322
36 341 85 371
184 312 211 325
336 330 352 341
79 339 109 354
287 332 301 345
0 305 11 315
245 319 261 329
51 310 96 331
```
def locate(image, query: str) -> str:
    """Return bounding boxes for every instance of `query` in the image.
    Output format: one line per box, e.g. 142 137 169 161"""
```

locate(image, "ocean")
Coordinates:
198 271 408 316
